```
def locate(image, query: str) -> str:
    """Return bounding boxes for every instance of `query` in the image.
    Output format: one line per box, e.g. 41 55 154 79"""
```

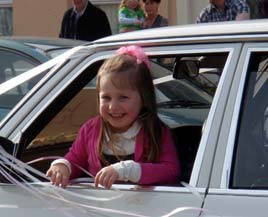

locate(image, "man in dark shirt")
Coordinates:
59 0 112 41
196 0 250 23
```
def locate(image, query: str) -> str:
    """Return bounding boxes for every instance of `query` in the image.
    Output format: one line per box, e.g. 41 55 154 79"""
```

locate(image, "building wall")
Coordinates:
176 0 208 25
13 0 68 37
160 0 177 26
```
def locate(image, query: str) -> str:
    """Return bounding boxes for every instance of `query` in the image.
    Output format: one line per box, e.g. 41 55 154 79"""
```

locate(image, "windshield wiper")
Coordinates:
157 99 210 108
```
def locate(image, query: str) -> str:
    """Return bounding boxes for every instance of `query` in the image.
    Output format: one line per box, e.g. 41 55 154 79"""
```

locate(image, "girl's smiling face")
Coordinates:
99 73 142 133
126 0 140 10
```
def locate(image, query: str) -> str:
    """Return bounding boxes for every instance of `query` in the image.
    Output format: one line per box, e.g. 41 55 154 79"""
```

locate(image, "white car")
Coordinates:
0 19 268 217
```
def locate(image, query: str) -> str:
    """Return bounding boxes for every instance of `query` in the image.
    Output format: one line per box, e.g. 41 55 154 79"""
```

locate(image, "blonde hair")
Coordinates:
119 0 142 10
96 54 162 165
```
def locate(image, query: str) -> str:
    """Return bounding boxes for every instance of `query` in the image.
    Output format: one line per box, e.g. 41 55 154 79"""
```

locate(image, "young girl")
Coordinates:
118 0 145 33
46 45 180 189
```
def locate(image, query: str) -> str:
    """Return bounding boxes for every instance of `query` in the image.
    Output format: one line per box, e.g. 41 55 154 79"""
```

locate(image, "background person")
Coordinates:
59 0 112 41
142 0 168 29
258 0 268 18
46 45 180 189
196 0 250 23
118 0 145 33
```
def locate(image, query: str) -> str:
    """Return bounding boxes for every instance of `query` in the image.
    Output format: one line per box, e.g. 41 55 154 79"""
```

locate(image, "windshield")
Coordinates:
152 63 212 129
151 59 212 106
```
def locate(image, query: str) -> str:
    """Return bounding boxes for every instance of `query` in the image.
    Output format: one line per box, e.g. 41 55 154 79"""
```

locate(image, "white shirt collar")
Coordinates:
118 121 141 140
104 121 141 155
106 121 141 141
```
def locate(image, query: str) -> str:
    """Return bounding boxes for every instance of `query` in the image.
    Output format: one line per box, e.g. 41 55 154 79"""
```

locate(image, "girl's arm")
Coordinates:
64 122 90 179
46 127 88 187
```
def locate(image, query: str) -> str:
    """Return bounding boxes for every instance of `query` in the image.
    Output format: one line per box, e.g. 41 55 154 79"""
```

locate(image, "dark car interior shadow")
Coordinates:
171 125 202 183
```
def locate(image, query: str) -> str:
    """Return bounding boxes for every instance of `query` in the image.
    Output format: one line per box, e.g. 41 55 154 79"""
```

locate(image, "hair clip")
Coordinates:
116 45 151 69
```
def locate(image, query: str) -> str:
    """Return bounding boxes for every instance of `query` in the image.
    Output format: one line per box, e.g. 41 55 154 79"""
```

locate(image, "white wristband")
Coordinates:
112 160 141 183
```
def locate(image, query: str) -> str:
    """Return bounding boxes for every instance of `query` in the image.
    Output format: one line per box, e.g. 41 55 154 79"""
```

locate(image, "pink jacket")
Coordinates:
65 116 181 185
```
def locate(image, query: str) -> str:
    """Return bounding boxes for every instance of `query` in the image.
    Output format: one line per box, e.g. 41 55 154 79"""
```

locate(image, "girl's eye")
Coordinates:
120 95 129 100
100 95 110 101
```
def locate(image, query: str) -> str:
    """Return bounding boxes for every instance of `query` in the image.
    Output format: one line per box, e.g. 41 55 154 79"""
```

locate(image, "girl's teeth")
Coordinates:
111 114 122 117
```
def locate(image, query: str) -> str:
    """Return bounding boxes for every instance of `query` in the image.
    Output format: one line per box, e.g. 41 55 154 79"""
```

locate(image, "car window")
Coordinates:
231 52 268 189
0 49 38 84
19 52 229 185
0 50 45 120
0 73 48 121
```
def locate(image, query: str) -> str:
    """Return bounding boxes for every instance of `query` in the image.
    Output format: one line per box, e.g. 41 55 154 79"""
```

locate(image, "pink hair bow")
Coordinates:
116 45 151 69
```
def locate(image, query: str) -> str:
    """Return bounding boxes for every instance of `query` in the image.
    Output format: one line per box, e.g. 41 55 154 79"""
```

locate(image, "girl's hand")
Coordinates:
95 165 119 189
46 163 70 188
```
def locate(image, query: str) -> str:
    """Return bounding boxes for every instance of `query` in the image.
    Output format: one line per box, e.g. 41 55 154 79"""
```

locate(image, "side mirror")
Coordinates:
173 57 200 79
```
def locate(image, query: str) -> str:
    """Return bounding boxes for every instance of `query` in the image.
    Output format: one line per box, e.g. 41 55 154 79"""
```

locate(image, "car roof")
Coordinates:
0 38 50 63
95 19 268 46
1 36 88 54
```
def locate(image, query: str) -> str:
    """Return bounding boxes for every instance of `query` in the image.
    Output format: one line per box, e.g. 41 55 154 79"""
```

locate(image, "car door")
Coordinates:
0 42 240 217
203 43 268 217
